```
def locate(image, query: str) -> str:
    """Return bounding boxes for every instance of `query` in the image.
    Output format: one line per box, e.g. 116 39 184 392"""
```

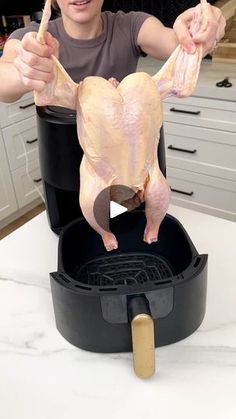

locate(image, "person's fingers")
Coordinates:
20 76 47 92
192 8 226 54
193 21 217 43
14 56 53 82
193 13 218 41
44 31 60 58
15 44 54 73
173 8 197 53
14 51 54 92
174 4 226 56
13 31 58 92
21 32 55 57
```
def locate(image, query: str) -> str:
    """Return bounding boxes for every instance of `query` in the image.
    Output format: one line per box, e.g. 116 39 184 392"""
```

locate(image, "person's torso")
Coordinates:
9 10 151 82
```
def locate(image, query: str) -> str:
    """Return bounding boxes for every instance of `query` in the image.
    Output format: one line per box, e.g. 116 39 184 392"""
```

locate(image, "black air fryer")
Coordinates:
37 106 208 378
37 106 83 234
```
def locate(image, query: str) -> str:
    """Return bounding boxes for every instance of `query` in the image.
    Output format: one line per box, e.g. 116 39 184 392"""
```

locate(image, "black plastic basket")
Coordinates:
50 210 208 353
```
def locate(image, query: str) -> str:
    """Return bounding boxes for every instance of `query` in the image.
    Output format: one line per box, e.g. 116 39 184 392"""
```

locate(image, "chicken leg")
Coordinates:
144 160 171 244
79 156 118 251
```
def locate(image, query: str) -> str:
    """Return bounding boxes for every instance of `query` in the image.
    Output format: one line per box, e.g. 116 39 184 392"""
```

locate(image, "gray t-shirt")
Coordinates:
9 10 151 83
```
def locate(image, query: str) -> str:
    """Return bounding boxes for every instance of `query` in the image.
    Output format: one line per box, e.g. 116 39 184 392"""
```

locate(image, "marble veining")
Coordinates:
0 275 50 289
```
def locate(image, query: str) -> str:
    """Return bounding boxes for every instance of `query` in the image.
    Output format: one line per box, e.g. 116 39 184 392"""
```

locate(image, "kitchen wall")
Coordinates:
102 0 218 27
0 0 44 15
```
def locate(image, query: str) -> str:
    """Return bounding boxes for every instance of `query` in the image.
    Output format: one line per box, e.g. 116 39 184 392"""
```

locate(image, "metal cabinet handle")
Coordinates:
33 178 42 183
26 138 38 144
170 107 200 116
168 145 197 154
19 102 35 109
171 187 194 196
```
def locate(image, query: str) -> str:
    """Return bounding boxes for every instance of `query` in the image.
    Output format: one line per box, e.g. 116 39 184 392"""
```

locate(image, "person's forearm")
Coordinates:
0 61 30 103
143 28 179 61
137 18 179 61
155 28 179 59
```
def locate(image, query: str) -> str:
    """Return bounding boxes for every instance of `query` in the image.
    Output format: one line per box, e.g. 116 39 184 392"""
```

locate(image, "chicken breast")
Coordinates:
76 72 170 250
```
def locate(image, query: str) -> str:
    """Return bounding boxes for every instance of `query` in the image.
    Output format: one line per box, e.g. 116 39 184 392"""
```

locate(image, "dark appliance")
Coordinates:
37 106 208 378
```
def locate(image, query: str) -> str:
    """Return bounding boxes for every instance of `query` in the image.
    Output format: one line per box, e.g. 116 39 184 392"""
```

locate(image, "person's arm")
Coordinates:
0 32 57 103
137 17 179 60
137 5 226 59
0 39 30 103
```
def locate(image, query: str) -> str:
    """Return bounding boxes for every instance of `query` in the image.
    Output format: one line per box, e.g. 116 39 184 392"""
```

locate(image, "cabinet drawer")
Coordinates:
12 159 43 208
163 97 236 132
167 167 236 221
3 117 38 171
0 93 36 128
164 122 236 181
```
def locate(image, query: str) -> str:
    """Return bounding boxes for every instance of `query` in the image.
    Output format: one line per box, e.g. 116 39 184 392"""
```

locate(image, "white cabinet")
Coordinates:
137 57 236 222
0 131 18 221
163 95 236 222
0 94 43 226
164 122 236 181
0 93 36 127
12 159 42 208
3 116 38 170
167 167 236 220
163 96 236 132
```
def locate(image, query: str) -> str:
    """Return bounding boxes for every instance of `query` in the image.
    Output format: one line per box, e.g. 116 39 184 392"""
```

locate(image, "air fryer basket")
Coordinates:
50 210 207 374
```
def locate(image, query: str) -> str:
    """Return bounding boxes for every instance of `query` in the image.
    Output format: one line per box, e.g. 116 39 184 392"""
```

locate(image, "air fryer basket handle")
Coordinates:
128 296 155 379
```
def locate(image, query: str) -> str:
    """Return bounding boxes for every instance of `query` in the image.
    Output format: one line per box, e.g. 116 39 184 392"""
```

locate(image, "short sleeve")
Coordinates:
7 21 40 41
127 11 152 56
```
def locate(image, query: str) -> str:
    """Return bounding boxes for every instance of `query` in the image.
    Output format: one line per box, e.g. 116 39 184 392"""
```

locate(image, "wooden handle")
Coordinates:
131 313 155 379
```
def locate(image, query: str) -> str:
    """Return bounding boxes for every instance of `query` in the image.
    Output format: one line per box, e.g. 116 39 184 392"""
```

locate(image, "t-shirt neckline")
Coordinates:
56 13 107 48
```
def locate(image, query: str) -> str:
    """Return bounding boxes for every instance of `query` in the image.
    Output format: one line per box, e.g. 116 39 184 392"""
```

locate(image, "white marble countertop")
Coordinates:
0 205 236 419
137 57 236 102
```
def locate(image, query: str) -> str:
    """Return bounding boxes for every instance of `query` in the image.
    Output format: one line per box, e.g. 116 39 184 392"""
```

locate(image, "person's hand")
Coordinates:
173 4 226 56
14 31 59 92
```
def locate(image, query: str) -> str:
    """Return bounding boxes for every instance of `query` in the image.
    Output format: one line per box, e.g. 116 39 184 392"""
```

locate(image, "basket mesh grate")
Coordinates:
73 252 177 288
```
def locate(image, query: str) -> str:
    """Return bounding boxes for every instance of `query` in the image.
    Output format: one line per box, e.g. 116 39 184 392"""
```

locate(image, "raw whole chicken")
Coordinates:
35 0 209 251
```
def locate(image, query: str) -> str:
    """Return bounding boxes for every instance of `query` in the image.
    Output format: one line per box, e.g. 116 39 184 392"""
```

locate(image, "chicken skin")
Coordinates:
35 0 209 251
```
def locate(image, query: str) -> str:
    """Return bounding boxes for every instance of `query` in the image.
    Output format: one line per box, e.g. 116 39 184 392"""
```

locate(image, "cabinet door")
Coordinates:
11 158 43 208
164 122 236 181
3 116 38 171
0 93 36 128
167 166 236 222
163 97 236 132
0 131 18 221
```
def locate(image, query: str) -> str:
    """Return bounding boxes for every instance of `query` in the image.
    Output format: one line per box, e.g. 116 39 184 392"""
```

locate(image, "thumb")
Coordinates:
174 26 196 54
173 11 197 54
44 31 59 56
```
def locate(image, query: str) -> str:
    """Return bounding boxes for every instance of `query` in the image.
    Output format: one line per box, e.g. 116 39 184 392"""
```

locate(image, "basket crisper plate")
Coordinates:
58 251 186 293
